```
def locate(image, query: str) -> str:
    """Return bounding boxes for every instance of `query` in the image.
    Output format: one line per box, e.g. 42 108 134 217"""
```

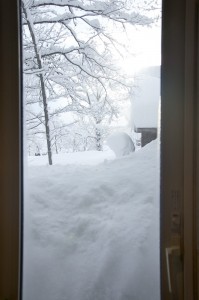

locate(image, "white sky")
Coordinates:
116 24 161 74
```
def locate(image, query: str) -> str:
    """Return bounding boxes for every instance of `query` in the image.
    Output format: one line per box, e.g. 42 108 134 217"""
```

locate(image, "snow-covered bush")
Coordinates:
107 132 135 157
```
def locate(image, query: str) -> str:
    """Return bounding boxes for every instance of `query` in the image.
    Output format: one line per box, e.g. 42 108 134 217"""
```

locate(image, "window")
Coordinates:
22 1 161 300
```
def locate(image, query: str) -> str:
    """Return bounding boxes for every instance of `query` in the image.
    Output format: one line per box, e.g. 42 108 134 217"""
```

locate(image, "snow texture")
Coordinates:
133 66 160 128
107 132 135 158
23 140 160 300
27 148 115 166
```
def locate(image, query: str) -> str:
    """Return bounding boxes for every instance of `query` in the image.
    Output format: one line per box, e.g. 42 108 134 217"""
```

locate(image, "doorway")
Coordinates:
0 0 198 299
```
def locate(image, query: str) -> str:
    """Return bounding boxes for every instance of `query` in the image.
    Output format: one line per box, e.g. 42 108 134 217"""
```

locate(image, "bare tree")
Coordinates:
22 0 159 163
68 76 127 150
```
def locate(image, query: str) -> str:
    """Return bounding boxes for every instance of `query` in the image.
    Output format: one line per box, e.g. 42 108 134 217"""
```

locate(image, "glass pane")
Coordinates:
22 1 161 299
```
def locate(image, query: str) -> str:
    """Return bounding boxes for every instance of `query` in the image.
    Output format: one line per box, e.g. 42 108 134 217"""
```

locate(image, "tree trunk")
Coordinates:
96 127 102 151
22 4 53 165
54 134 58 154
39 74 53 164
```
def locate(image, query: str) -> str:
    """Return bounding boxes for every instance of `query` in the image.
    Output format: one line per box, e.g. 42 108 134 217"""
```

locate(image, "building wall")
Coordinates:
136 128 157 147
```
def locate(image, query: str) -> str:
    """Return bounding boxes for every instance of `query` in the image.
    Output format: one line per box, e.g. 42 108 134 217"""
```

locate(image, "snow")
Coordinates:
86 18 101 30
28 148 115 166
23 140 160 300
107 132 135 157
132 66 160 129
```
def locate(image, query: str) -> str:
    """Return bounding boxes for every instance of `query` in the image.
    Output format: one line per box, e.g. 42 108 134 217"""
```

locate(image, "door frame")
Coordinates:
0 0 23 299
0 0 198 299
161 0 198 299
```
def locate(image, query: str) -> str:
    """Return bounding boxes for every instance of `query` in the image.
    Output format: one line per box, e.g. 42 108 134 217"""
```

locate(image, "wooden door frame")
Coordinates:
0 0 22 299
0 0 198 299
184 0 198 298
161 0 198 299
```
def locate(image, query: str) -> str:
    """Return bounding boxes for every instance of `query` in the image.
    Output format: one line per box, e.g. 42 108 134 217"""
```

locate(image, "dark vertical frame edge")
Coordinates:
19 0 24 299
0 0 22 299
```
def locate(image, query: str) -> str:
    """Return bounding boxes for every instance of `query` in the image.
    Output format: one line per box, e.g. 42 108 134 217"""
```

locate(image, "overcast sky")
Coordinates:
118 24 161 74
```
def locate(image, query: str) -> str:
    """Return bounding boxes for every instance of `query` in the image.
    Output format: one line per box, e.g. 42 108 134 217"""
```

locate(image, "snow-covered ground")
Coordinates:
23 141 160 300
27 148 115 166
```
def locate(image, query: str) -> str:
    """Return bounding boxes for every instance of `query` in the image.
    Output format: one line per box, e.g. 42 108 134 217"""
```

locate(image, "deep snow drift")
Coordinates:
23 141 160 300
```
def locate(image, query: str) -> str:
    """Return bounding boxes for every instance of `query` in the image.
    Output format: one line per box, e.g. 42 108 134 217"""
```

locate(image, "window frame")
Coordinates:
161 0 198 298
0 0 23 299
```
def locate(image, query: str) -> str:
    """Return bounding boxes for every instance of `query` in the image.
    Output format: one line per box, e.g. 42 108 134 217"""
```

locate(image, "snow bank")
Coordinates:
107 132 135 158
27 148 115 166
23 140 160 300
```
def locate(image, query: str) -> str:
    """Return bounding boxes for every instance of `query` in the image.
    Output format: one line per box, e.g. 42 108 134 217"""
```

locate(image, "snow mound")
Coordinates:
23 140 160 300
107 132 135 157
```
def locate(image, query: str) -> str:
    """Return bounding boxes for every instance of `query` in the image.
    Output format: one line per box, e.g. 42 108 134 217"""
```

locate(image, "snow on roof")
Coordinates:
132 65 160 129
